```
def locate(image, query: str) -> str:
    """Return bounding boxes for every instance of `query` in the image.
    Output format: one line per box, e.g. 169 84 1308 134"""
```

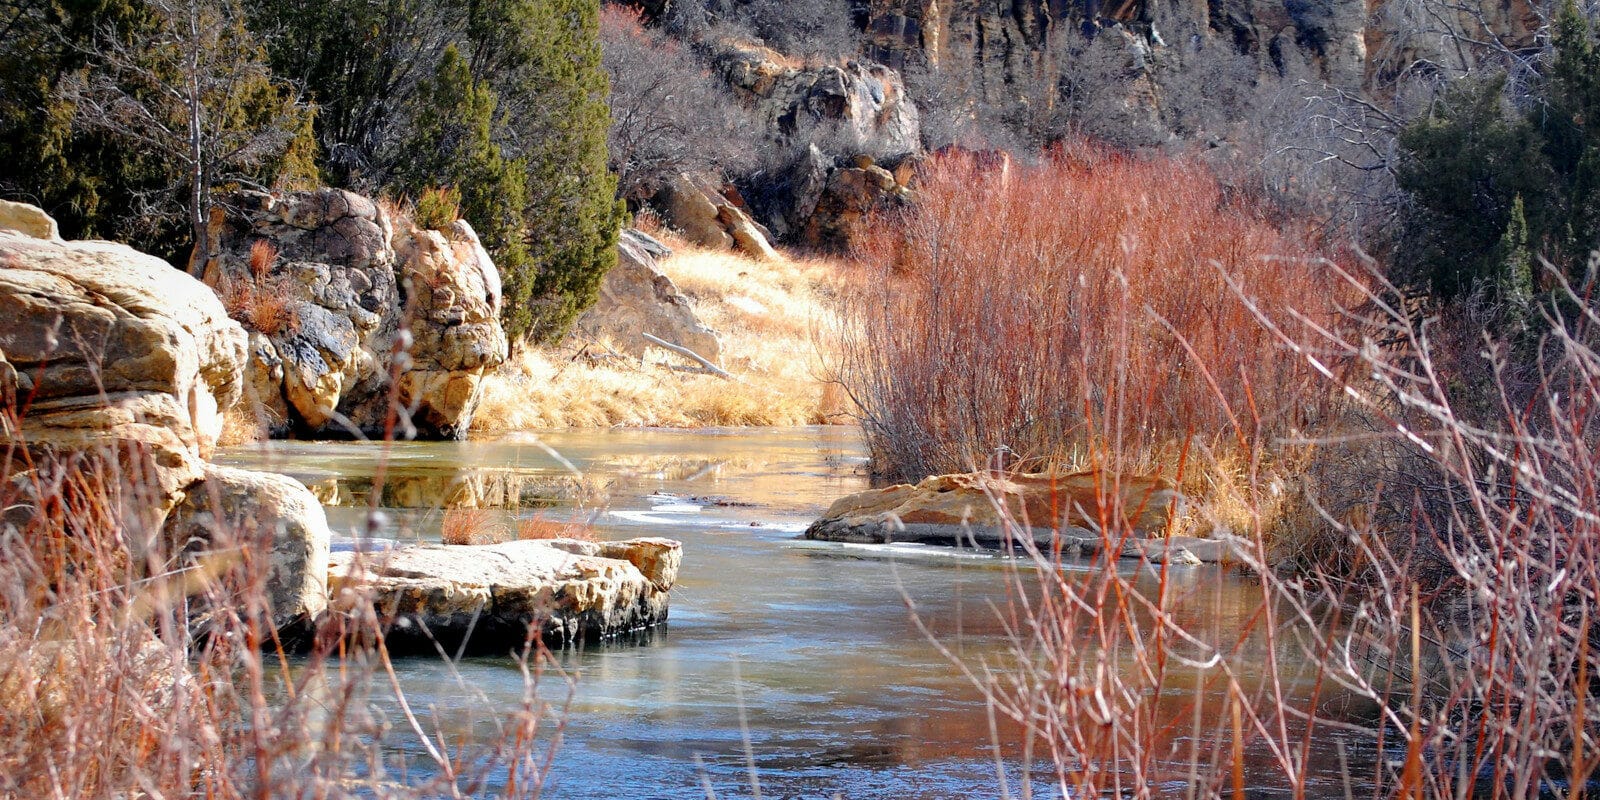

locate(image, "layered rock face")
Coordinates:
0 226 250 523
327 537 682 652
576 229 723 363
712 39 922 159
858 0 1539 132
0 207 330 630
194 189 507 440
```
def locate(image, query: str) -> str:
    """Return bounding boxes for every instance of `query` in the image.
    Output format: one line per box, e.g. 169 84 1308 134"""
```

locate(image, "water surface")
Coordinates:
220 427 1370 799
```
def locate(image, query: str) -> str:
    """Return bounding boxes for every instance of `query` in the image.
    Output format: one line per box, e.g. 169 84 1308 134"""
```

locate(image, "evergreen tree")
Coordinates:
488 0 622 344
392 44 533 287
0 0 313 259
1396 75 1554 298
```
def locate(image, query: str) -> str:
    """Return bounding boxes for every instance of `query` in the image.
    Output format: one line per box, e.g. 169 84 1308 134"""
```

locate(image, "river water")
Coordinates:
218 426 1373 799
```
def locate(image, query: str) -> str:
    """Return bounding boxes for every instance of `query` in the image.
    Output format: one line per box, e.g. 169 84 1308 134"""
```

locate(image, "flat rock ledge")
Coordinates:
804 471 1237 564
327 537 681 652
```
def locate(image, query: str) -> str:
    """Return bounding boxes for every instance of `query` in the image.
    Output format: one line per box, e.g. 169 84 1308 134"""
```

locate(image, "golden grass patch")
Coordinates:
472 234 850 432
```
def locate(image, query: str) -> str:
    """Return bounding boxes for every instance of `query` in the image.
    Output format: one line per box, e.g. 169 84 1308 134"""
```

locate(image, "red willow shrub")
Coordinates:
836 143 1361 482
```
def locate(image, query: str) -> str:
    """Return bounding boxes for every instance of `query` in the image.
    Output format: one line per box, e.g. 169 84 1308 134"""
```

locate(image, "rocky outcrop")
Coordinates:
576 229 723 364
194 188 507 440
165 465 331 630
806 470 1181 543
804 470 1236 562
326 537 681 652
0 199 61 241
746 145 915 250
0 204 332 635
712 39 921 160
652 173 781 261
0 224 249 524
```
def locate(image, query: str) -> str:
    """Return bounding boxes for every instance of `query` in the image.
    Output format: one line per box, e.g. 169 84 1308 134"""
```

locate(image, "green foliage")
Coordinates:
0 0 164 242
392 44 533 291
0 0 314 260
254 0 621 344
414 186 462 232
1397 0 1600 304
502 0 622 344
1396 76 1553 298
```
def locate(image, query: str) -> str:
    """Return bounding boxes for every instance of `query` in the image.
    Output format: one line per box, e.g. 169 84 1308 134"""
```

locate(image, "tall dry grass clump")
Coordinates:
0 430 568 797
837 145 1359 486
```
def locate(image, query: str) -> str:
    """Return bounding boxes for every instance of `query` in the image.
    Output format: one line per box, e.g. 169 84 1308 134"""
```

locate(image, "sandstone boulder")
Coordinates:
805 470 1180 545
576 229 722 364
0 225 249 522
652 173 781 261
0 199 62 241
0 203 336 635
655 174 734 250
326 537 681 652
165 464 332 631
195 188 507 440
713 40 921 160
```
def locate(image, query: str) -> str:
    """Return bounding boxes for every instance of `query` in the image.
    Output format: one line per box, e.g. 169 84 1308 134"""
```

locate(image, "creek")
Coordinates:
218 426 1375 799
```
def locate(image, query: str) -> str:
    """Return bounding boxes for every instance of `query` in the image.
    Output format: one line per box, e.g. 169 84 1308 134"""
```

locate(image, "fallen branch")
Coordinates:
642 333 731 380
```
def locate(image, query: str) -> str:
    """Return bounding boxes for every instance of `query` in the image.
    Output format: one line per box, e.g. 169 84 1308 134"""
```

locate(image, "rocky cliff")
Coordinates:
193 189 508 440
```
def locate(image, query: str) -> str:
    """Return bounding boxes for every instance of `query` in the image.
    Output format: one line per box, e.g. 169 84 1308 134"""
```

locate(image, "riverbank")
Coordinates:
472 228 849 431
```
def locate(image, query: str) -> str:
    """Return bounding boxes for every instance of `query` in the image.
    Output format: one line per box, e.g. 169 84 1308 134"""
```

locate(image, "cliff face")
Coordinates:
858 0 1543 143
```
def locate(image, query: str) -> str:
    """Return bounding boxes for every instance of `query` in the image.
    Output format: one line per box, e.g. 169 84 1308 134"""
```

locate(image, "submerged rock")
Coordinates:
804 470 1238 562
326 536 681 652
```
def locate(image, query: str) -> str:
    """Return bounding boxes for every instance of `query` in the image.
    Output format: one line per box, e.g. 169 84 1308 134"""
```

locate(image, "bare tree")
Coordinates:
61 0 310 269
601 4 754 199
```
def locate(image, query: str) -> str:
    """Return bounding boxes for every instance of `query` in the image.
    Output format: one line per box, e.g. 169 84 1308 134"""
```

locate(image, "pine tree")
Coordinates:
392 44 533 284
1496 194 1536 330
494 0 623 344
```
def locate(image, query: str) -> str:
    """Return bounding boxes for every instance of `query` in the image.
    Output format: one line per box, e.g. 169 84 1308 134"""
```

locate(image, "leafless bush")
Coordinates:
916 255 1600 799
709 0 860 60
833 144 1360 484
601 4 756 200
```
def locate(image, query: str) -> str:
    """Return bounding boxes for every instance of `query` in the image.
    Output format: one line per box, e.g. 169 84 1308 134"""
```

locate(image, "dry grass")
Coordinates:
0 432 566 797
218 273 300 336
440 507 508 545
517 512 598 542
472 231 850 431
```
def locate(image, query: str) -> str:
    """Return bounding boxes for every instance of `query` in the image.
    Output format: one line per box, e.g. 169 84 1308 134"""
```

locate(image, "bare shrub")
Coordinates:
834 143 1361 484
713 0 860 60
915 256 1600 800
601 5 755 200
